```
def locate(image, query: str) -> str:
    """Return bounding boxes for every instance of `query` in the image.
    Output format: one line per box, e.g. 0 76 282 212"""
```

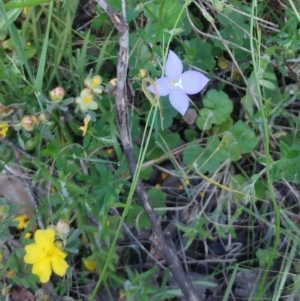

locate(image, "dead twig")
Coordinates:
95 0 198 300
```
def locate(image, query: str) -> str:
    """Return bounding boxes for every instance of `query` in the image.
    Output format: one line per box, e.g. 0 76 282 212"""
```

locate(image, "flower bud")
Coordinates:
49 86 65 102
108 78 117 87
54 240 64 251
37 113 47 124
107 78 117 94
56 220 70 235
138 69 148 78
20 115 37 131
5 269 15 278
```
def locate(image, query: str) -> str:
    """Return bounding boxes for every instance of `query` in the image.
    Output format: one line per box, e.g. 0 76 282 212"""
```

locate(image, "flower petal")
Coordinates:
83 257 96 271
52 246 67 259
147 77 171 96
24 244 46 264
50 254 68 277
32 257 51 283
91 75 102 88
84 77 92 88
79 103 88 113
169 90 190 115
180 71 209 95
81 88 92 97
88 100 99 111
35 229 55 253
165 50 183 80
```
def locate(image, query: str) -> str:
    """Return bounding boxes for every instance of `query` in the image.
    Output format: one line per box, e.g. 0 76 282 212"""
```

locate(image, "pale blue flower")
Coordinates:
147 50 209 115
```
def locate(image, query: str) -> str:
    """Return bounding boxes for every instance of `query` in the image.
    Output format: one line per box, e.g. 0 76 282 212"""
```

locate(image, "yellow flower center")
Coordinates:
91 78 100 88
83 95 92 104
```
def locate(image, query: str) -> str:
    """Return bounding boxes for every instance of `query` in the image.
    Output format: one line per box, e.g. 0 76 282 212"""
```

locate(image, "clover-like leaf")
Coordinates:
224 121 258 161
197 90 233 130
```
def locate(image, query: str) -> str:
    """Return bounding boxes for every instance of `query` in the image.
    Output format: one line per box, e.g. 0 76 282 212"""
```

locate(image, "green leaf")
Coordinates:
197 90 233 130
0 2 34 83
279 140 290 158
140 166 153 180
4 0 55 10
184 129 199 142
225 121 258 161
196 108 213 130
259 79 276 90
144 0 185 30
256 248 279 267
147 130 180 160
183 137 227 174
184 39 215 71
0 8 21 41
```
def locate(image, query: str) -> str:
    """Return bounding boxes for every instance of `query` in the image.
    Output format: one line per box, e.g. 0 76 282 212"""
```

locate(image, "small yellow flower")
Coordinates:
84 75 104 94
20 115 37 131
49 87 65 102
75 89 98 113
24 228 69 283
79 114 91 136
0 123 8 139
82 257 96 271
13 214 29 230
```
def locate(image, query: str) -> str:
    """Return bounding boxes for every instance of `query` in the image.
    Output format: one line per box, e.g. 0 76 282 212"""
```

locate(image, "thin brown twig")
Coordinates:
95 0 198 300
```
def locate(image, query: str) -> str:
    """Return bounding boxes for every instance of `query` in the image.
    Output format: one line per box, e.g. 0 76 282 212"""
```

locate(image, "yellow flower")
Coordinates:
24 228 69 283
13 214 29 230
79 114 91 136
0 123 8 138
82 257 96 271
84 75 104 94
75 89 98 113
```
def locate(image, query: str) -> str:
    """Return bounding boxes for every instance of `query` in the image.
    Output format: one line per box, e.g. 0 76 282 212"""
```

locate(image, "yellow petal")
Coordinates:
34 229 55 252
0 123 8 138
91 75 102 88
13 214 28 230
82 258 96 271
79 114 91 136
32 257 51 283
50 254 68 276
24 244 46 264
52 245 67 259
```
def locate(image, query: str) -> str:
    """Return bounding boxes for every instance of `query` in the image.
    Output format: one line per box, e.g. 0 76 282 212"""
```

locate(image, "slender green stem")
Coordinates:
249 1 280 299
